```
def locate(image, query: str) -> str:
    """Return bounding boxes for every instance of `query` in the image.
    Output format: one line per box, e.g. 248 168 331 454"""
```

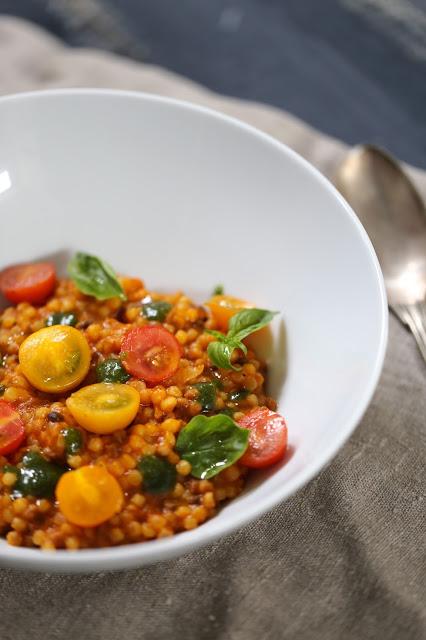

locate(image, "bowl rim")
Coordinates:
0 88 388 572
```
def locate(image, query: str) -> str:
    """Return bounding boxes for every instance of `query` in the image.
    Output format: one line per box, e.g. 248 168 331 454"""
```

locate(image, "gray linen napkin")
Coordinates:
0 17 425 640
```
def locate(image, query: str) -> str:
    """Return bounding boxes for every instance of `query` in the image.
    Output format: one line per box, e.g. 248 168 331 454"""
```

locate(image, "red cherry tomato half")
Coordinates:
238 407 287 468
0 262 56 304
121 326 181 384
0 400 26 455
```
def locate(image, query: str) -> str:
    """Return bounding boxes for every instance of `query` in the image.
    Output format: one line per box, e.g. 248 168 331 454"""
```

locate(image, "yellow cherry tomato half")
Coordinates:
19 325 91 394
205 295 252 332
56 465 124 527
66 382 140 434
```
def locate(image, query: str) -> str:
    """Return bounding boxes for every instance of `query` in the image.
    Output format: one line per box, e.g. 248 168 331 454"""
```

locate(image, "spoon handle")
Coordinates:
393 302 426 363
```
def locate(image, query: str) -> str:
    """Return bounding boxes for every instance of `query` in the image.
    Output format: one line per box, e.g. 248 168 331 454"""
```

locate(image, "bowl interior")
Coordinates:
0 91 386 570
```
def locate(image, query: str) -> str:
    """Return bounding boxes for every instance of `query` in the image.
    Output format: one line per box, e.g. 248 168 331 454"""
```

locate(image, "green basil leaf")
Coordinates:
68 252 126 301
228 308 278 341
138 455 177 494
207 338 246 370
176 414 249 479
45 312 77 327
212 284 224 296
192 382 217 412
206 308 277 370
96 357 130 383
207 340 240 370
62 427 83 455
14 452 67 498
211 373 224 390
141 301 172 322
205 329 226 340
228 389 249 403
237 341 248 356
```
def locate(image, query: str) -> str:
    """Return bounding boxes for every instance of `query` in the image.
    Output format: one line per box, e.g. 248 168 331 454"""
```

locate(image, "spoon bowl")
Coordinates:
336 144 426 362
335 145 426 307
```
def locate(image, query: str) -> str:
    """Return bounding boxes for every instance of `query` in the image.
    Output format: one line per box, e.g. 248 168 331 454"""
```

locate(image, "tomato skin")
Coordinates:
0 400 25 455
238 407 287 468
205 295 252 332
56 465 124 527
19 325 91 394
0 262 56 304
121 326 181 384
66 383 140 434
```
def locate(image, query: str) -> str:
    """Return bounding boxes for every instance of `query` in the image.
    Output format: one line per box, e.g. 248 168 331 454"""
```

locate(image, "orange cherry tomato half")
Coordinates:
121 326 181 385
66 383 140 434
19 325 91 394
0 400 25 455
0 262 56 304
238 407 287 468
205 295 252 332
56 465 124 527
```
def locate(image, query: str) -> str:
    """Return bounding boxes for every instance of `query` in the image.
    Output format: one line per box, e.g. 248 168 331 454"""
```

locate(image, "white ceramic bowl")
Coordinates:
0 90 387 572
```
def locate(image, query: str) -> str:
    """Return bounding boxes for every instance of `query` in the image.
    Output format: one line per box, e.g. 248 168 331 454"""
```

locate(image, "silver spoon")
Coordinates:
335 144 426 362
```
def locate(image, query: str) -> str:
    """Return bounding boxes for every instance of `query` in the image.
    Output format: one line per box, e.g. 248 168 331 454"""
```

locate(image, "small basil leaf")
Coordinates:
22 451 45 466
205 329 226 340
228 308 278 341
45 312 77 327
206 308 277 370
68 252 126 301
176 414 249 479
237 340 248 356
228 389 249 402
14 452 66 498
138 455 177 494
211 373 224 390
219 407 234 418
141 301 172 322
193 382 217 412
62 427 83 455
207 340 240 371
0 384 5 396
212 284 224 296
96 358 130 383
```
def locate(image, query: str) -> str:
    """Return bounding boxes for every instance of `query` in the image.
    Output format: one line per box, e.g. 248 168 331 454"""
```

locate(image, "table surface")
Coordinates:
1 0 425 169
